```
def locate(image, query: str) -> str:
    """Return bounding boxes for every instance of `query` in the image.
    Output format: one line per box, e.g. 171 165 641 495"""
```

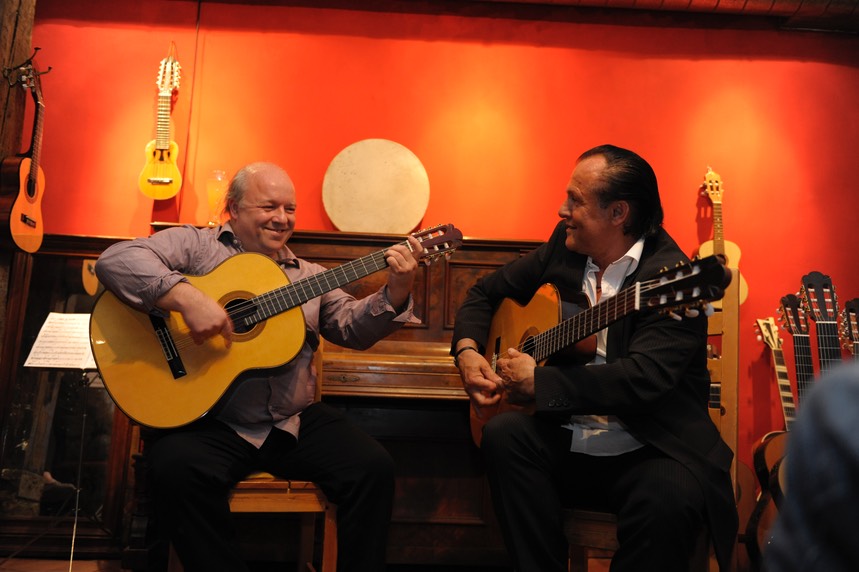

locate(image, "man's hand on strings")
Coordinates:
497 348 537 405
157 282 234 346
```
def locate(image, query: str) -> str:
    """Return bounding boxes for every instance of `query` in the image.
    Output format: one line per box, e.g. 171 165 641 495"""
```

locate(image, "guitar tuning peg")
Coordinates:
703 302 715 317
684 307 700 318
667 311 683 321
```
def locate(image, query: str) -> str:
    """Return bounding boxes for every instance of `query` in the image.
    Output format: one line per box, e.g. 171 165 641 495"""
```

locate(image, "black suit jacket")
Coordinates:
453 221 738 569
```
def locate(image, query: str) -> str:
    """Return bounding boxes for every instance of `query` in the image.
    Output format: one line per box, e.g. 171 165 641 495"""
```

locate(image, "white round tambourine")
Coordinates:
322 139 430 234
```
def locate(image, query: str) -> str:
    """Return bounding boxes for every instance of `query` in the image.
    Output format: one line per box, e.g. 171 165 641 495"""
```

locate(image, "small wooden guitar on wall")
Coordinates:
0 61 46 253
138 50 182 200
470 255 732 446
697 168 748 307
90 224 462 429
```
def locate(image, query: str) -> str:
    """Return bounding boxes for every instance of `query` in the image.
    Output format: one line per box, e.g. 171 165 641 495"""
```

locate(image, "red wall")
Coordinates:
30 0 859 469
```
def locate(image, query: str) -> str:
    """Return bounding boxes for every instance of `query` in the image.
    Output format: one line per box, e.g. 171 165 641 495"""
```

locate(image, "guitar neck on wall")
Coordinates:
800 271 843 375
778 293 815 404
697 167 748 306
138 50 182 200
0 59 47 253
755 317 795 432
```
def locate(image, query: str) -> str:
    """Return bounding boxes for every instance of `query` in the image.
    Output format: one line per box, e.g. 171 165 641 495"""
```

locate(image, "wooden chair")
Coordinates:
168 342 337 572
564 509 709 572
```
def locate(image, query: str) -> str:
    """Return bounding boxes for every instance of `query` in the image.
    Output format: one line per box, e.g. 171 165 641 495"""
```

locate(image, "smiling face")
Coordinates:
227 163 297 258
558 155 615 260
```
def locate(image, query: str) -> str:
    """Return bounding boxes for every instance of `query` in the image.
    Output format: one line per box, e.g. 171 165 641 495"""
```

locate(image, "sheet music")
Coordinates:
24 312 97 370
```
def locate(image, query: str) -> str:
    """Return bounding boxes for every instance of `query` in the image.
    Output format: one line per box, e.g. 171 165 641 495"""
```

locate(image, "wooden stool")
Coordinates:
168 472 336 572
564 509 709 572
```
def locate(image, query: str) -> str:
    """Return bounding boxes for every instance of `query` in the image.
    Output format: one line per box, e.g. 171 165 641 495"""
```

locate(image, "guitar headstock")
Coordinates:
410 224 463 265
157 55 181 96
643 255 731 316
800 271 839 323
779 293 810 336
700 167 723 206
840 298 859 354
755 317 782 351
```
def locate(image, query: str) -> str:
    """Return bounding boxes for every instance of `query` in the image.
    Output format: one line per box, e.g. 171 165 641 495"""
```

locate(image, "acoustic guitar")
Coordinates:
744 318 793 567
697 168 748 307
138 52 182 200
800 271 842 374
469 255 732 446
0 62 46 253
90 224 462 428
839 298 859 358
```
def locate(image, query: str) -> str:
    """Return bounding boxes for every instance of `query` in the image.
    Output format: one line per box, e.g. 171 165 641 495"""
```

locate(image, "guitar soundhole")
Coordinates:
225 297 258 334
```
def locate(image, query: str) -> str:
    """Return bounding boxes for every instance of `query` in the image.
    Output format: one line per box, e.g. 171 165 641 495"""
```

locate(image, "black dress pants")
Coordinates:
146 402 395 572
481 411 707 572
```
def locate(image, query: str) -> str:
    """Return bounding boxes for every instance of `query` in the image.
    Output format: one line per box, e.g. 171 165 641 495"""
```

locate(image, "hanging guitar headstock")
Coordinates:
410 223 463 266
646 255 731 320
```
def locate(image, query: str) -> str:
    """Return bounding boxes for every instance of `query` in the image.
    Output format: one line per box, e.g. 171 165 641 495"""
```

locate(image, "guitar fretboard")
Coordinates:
237 247 395 328
527 283 640 363
816 320 842 374
155 91 172 150
791 332 814 405
770 347 796 431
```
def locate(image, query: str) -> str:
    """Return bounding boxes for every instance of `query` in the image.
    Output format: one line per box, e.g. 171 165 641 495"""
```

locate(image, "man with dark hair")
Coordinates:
452 144 737 571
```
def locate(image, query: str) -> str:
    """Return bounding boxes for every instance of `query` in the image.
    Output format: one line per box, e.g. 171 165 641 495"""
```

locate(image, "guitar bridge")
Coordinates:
19 214 37 228
147 177 174 185
149 315 187 379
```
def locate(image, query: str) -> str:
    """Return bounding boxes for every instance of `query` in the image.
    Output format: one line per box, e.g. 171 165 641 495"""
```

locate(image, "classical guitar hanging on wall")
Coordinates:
0 52 48 253
138 45 182 200
697 167 748 307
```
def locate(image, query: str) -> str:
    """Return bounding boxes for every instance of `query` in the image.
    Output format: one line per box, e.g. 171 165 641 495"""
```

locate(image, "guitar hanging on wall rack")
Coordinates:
697 167 748 308
746 317 795 570
800 271 843 375
0 55 48 253
138 46 182 200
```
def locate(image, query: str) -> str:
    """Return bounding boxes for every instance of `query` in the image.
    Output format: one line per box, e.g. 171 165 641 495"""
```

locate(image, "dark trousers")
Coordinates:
481 411 706 572
146 402 395 572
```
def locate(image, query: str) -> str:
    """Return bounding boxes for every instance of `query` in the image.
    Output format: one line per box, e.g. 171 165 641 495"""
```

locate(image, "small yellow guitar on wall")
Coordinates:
697 167 748 306
138 49 182 200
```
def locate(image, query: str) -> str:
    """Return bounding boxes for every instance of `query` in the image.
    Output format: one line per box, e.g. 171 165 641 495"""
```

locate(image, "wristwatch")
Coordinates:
453 346 479 369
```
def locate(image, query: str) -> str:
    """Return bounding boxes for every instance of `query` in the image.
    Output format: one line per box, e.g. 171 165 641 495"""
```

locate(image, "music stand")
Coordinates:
13 312 101 570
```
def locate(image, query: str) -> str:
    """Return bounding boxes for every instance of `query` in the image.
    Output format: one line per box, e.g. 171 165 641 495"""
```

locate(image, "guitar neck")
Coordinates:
816 320 842 374
29 101 45 180
155 91 172 150
529 284 639 363
791 333 815 404
238 245 399 328
711 201 725 255
769 347 796 431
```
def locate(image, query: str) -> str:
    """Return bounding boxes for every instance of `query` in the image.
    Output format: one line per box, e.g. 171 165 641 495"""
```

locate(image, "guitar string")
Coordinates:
491 263 716 366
